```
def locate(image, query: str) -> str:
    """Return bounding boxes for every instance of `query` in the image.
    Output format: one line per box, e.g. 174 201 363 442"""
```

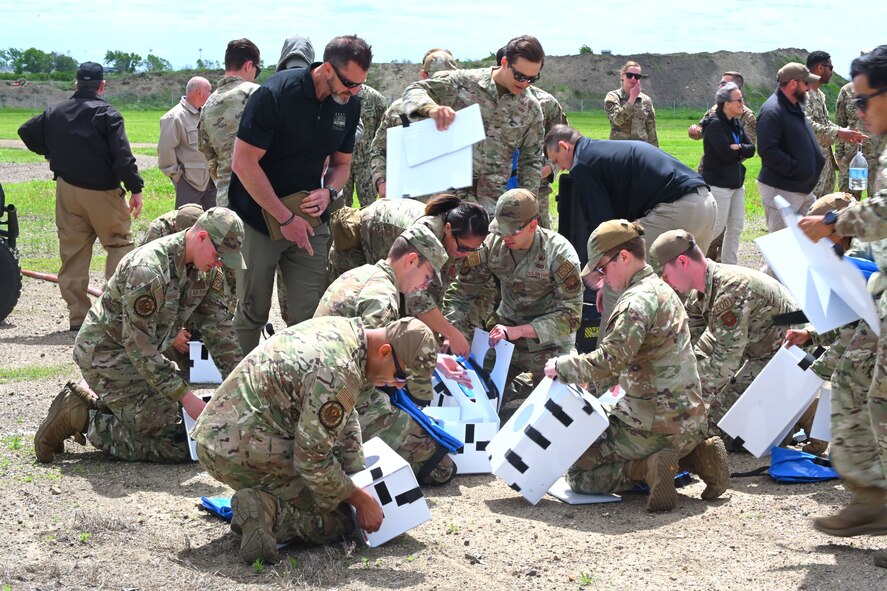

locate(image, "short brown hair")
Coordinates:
388 235 427 264
504 35 544 65
225 38 260 71
722 71 744 89
620 61 641 75
324 35 373 72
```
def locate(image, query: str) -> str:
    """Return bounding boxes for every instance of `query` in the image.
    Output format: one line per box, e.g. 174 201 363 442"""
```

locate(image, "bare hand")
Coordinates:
595 287 604 312
171 328 191 354
378 180 387 198
488 324 513 346
348 488 384 533
181 391 207 420
280 216 316 255
300 188 330 218
784 329 811 348
688 124 702 140
428 105 457 131
447 330 470 357
129 192 143 219
437 355 472 387
629 81 642 102
798 215 833 243
730 144 740 150
837 128 868 144
544 358 559 379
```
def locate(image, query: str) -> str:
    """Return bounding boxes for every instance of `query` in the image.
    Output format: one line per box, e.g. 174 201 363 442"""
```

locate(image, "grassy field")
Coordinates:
1 106 767 272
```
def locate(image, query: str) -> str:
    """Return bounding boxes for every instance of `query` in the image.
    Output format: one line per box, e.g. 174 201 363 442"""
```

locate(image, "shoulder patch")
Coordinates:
211 269 224 293
711 296 734 316
720 311 738 329
336 387 356 414
555 259 577 281
466 251 482 268
565 274 581 293
319 400 345 430
134 295 157 317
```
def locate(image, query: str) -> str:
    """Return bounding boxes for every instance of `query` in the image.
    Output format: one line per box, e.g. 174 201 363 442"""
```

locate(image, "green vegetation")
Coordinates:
78 532 91 543
287 556 299 570
3 435 23 451
579 571 594 586
0 365 72 384
251 559 265 574
0 148 43 163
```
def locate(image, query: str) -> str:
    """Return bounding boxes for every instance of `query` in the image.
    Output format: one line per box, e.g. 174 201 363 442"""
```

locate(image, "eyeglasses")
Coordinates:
253 61 261 78
504 217 536 238
594 254 618 276
508 62 541 84
454 235 483 253
854 87 887 113
624 72 647 80
331 65 364 89
390 346 408 385
727 96 745 103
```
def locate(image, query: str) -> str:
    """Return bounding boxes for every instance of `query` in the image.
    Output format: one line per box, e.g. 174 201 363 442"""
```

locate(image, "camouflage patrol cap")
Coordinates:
777 62 820 84
401 224 447 282
581 219 643 277
649 229 697 270
196 207 246 269
422 50 457 76
174 203 204 232
489 188 539 236
807 192 855 216
386 317 438 402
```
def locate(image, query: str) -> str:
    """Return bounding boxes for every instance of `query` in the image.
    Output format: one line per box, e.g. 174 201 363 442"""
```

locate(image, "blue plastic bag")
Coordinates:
768 446 839 483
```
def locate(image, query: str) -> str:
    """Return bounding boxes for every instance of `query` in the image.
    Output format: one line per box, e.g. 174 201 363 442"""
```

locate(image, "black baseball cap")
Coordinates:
76 62 104 81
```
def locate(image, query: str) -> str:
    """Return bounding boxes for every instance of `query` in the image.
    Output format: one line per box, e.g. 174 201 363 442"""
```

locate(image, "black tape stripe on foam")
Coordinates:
544 399 574 427
798 353 816 371
374 481 392 505
524 425 551 450
465 423 475 444
395 487 424 506
476 441 488 451
505 449 529 473
509 482 522 492
201 344 210 360
398 113 411 127
370 467 383 480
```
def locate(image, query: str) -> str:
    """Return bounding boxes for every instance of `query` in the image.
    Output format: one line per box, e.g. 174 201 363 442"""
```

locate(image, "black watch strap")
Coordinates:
823 210 838 226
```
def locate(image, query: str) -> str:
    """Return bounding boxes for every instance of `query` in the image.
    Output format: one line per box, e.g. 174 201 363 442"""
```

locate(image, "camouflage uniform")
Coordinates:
835 82 887 196
444 224 583 403
553 266 706 493
74 220 243 462
604 88 658 147
526 86 568 229
140 211 178 246
343 85 387 207
197 76 259 207
401 67 544 211
805 88 840 198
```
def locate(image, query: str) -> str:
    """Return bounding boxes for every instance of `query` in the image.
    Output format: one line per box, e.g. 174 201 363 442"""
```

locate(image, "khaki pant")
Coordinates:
56 178 133 327
757 181 815 233
709 185 745 265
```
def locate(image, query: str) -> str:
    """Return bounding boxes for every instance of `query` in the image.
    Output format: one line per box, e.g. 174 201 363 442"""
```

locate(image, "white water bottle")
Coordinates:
849 148 868 192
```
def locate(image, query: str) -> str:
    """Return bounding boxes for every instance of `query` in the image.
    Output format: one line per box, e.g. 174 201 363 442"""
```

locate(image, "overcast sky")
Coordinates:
5 0 885 78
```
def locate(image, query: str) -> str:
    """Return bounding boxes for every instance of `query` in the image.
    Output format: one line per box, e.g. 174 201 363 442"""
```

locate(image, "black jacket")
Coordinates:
756 89 824 194
701 109 756 189
18 90 143 193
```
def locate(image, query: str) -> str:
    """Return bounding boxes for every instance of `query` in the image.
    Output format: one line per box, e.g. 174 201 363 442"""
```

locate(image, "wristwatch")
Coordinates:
823 210 838 227
324 186 338 201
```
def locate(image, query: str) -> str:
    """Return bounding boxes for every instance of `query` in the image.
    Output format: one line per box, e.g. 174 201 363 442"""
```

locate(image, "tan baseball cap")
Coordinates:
197 207 246 270
401 224 447 282
649 229 697 270
807 192 855 216
386 317 438 402
422 50 457 76
174 203 204 231
777 62 820 84
581 219 642 277
489 188 539 236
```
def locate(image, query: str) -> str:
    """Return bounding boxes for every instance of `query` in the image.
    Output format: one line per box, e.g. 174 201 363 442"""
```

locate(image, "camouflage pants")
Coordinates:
566 415 705 494
813 154 837 198
196 443 354 545
357 386 455 482
502 339 575 407
78 356 191 463
327 244 368 284
830 320 886 488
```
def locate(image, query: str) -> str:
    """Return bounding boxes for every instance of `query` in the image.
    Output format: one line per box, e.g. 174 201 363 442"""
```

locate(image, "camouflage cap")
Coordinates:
777 62 820 84
401 224 447 282
808 192 855 216
649 229 697 271
197 207 246 269
174 203 204 232
489 188 539 236
386 317 438 402
422 50 458 76
581 219 642 277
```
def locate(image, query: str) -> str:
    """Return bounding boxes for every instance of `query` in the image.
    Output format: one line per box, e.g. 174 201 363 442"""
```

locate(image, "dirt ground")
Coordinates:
2 160 886 590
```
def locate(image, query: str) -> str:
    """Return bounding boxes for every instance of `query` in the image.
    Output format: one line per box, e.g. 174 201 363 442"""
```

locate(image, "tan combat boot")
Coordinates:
628 448 680 512
231 488 281 564
813 486 887 537
680 437 730 500
34 383 90 463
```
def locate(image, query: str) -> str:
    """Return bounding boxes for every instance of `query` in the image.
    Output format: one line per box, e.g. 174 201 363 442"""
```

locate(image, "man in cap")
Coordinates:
649 229 819 447
315 224 460 484
370 48 459 200
192 316 438 564
18 61 144 332
756 62 826 232
835 76 886 197
805 51 868 198
444 188 583 403
34 207 246 465
400 36 545 211
140 203 205 245
544 220 725 513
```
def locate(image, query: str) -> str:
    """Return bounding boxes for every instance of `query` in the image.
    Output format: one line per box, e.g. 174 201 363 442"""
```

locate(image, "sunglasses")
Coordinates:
624 72 647 80
454 235 483 253
390 346 408 385
508 62 541 84
594 254 618 276
854 87 887 113
332 65 363 89
253 61 261 78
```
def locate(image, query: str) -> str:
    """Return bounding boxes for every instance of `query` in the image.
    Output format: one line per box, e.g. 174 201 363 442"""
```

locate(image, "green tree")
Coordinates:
104 50 142 73
579 45 593 55
51 52 77 73
144 54 172 72
21 47 54 73
0 48 25 74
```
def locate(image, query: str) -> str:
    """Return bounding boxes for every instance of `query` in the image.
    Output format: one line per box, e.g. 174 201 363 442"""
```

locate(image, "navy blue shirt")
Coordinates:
229 63 360 234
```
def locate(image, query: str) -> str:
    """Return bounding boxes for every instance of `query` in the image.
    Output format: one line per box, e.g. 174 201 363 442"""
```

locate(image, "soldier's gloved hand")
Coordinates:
171 328 191 354
347 488 384 533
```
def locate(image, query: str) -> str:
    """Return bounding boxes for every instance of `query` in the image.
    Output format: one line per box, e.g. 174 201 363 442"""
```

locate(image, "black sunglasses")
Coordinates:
454 235 483 253
854 87 887 113
390 346 408 384
332 65 363 89
508 62 541 84
253 61 261 78
624 72 647 80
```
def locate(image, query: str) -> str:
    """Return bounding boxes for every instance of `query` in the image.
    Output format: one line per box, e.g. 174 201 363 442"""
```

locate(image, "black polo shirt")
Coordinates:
229 63 360 234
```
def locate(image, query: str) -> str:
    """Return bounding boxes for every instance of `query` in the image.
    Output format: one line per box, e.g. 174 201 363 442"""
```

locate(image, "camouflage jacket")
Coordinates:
192 317 367 512
75 232 241 402
686 261 799 394
553 266 705 435
314 260 400 327
139 211 177 246
352 85 388 172
402 67 544 206
834 82 887 174
370 99 406 190
527 86 568 193
805 88 839 158
445 227 582 348
605 88 658 147
197 76 259 206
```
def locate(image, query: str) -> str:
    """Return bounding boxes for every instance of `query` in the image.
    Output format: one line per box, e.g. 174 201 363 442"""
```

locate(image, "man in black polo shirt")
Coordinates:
545 124 716 331
229 35 370 353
